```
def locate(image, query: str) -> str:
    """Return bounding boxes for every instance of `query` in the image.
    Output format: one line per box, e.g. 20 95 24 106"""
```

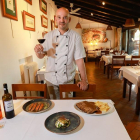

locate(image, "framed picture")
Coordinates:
22 11 35 31
41 15 48 28
39 0 47 15
25 0 32 5
51 20 54 30
54 15 58 28
1 0 18 20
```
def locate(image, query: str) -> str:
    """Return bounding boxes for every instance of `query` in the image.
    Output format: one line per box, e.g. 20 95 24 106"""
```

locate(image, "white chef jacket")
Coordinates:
42 29 86 85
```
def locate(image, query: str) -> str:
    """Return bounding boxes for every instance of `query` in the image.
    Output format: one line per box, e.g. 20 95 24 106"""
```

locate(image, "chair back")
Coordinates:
12 84 47 99
59 84 96 99
131 56 140 66
101 51 109 56
112 56 125 66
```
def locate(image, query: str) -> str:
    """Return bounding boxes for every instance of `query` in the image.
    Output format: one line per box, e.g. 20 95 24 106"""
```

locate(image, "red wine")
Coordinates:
38 39 45 44
2 83 15 119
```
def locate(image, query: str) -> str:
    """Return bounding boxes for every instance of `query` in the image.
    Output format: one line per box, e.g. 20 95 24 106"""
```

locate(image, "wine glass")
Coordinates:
37 31 46 54
52 36 59 49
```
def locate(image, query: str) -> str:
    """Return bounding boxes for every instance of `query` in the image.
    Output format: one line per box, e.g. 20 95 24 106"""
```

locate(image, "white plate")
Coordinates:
74 100 115 116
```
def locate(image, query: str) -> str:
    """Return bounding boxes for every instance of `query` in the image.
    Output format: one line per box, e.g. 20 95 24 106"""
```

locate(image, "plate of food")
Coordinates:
44 111 80 134
22 99 52 113
74 100 114 115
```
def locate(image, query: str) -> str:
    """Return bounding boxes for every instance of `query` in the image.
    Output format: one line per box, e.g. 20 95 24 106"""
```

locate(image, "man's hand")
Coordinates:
77 80 88 90
34 44 44 53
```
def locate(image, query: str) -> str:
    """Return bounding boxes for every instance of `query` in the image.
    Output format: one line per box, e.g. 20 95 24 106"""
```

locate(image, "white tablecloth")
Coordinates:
119 66 140 93
0 100 130 140
101 55 131 65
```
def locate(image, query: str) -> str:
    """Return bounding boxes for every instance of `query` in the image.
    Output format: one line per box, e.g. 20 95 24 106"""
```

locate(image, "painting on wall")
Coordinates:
41 15 48 28
82 28 108 44
25 0 32 5
1 0 18 20
39 0 47 15
51 20 54 30
22 11 35 31
54 15 58 28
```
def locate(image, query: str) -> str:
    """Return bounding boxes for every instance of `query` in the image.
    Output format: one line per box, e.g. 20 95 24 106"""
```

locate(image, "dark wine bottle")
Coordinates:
38 39 45 44
2 83 15 119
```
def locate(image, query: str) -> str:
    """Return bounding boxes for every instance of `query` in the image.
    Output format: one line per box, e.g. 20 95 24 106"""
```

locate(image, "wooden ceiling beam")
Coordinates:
55 2 124 26
53 0 131 20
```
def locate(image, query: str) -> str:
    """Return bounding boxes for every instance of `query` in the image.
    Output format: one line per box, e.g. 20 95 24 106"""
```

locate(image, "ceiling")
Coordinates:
52 0 140 28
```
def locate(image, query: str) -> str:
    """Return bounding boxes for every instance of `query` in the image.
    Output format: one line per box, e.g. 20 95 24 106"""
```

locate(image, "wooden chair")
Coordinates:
12 84 48 99
109 56 125 80
131 56 140 66
59 84 96 99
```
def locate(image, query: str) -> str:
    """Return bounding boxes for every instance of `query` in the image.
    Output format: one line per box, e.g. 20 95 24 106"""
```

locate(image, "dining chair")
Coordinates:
131 55 140 66
59 84 96 99
12 84 48 99
109 56 125 80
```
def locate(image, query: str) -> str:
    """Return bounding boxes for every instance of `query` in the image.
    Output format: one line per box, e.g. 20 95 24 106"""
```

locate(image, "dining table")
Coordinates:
119 66 140 115
0 99 130 140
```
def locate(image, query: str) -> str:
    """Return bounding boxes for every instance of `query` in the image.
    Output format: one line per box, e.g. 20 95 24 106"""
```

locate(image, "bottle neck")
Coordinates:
4 88 8 94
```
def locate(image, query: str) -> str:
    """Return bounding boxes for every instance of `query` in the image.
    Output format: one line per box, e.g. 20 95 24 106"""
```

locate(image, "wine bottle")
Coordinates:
2 83 15 119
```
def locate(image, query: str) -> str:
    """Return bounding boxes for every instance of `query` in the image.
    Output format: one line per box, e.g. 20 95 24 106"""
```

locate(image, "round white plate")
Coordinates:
74 101 115 116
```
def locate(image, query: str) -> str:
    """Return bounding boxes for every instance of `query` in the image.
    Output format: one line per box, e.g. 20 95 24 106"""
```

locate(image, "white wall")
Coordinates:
0 0 57 98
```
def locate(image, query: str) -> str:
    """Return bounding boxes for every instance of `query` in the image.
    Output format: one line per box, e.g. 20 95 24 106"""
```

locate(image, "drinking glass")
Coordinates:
37 31 46 54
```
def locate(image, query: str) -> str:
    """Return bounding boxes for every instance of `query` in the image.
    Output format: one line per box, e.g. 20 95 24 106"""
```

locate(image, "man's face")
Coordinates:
55 9 71 31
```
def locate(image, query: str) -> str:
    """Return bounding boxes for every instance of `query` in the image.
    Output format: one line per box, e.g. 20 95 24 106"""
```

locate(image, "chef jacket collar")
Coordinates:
56 28 70 36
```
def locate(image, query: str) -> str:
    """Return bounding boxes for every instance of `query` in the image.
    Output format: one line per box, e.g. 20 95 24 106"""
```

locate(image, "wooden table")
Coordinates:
120 66 140 115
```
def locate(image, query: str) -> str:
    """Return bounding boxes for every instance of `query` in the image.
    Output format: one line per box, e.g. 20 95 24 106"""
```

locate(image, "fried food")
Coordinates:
95 101 110 112
76 101 99 114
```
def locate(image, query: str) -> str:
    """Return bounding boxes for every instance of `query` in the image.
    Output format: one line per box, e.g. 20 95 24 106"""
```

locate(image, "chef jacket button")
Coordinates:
56 45 58 47
64 72 66 74
64 64 66 65
55 54 57 56
66 36 68 38
65 54 67 56
55 71 57 73
57 36 59 38
66 45 68 47
55 63 57 65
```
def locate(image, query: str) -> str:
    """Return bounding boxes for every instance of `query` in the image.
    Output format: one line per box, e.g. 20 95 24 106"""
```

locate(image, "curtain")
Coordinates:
117 28 122 50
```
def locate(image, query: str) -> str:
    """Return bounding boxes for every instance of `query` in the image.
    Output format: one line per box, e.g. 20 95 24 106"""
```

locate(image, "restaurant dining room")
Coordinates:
1 0 140 140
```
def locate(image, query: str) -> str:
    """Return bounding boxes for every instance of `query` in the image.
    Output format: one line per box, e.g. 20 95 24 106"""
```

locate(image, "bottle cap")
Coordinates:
3 83 7 88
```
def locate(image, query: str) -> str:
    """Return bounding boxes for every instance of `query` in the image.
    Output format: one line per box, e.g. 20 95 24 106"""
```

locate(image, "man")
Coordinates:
34 7 88 99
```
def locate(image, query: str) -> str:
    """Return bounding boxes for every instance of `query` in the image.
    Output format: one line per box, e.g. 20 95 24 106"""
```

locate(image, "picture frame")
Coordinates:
25 0 32 5
54 15 58 28
51 20 54 31
1 0 18 20
39 0 47 15
41 15 48 28
22 11 35 31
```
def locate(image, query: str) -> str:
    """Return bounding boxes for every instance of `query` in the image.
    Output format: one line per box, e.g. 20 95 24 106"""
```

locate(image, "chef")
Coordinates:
34 7 88 99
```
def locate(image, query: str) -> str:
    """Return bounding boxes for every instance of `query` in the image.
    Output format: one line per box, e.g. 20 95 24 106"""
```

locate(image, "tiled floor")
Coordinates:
85 61 140 140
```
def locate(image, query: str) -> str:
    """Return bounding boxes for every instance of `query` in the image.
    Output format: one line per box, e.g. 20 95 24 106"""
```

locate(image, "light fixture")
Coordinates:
91 13 93 16
123 19 135 27
106 25 112 30
75 18 82 29
102 1 105 5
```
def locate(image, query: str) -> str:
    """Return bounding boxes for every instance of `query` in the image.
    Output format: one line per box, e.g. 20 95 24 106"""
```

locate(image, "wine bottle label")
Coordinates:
4 100 14 112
